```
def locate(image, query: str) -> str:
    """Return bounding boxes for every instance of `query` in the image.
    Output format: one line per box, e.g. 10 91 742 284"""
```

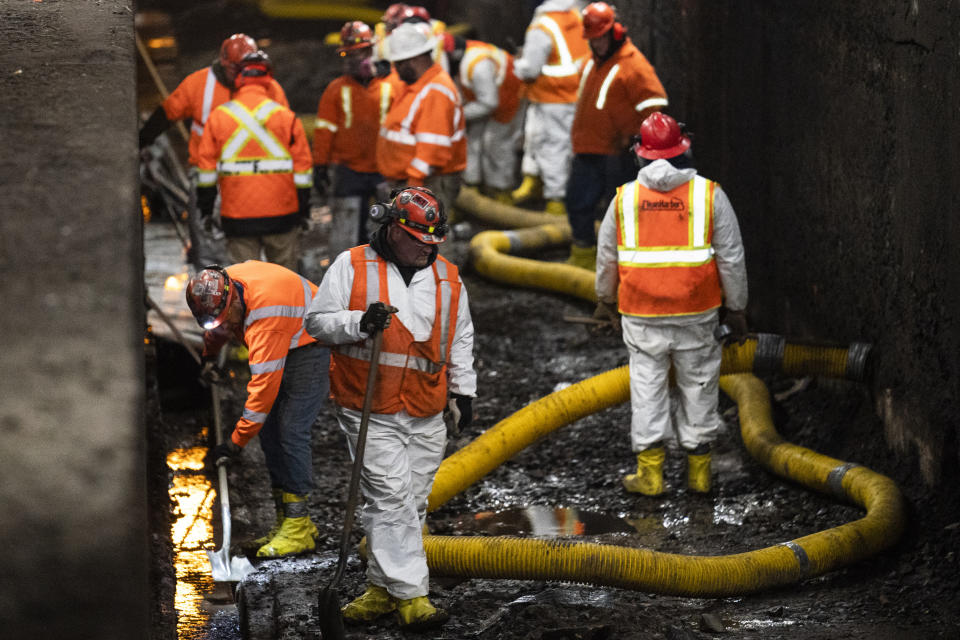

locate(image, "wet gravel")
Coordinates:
148 222 960 640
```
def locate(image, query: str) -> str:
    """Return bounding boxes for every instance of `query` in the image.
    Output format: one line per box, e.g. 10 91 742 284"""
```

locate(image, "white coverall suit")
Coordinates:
595 159 748 452
304 248 477 599
459 52 523 191
514 0 583 201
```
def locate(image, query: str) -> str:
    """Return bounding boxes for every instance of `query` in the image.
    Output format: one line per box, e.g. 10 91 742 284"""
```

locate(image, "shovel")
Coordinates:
318 328 384 639
206 352 257 583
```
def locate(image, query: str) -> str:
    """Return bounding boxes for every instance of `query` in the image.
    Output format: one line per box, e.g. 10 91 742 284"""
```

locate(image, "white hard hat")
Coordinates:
386 21 435 62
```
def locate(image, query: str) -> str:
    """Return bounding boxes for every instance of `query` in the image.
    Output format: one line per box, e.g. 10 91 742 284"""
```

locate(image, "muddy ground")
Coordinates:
147 219 960 640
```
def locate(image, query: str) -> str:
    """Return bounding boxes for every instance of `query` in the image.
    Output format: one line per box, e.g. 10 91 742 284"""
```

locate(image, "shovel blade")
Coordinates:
317 586 346 640
207 548 256 583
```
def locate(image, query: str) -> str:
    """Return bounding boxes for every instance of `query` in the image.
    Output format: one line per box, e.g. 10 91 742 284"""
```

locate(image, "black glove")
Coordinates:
206 440 241 469
360 302 397 334
297 187 312 229
196 185 217 231
448 394 473 432
199 360 225 386
313 166 331 199
723 309 749 345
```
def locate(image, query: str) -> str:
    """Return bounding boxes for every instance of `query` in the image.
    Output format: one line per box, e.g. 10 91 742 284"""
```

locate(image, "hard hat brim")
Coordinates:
398 221 445 244
637 136 691 160
386 37 436 62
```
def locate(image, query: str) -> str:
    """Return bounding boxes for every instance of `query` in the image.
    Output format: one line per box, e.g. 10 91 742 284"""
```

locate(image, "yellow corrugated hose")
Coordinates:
420 195 904 595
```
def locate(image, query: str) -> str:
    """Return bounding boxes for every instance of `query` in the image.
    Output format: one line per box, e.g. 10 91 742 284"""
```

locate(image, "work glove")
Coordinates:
206 440 242 469
722 309 749 345
313 166 330 199
359 302 398 335
444 394 473 436
590 300 622 337
198 359 225 386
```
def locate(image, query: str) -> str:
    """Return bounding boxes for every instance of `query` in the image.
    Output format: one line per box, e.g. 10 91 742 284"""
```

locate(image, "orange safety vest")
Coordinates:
330 246 461 417
614 176 723 317
376 64 466 182
225 261 320 446
571 40 668 155
313 74 396 173
525 9 589 104
196 84 313 223
458 40 524 124
161 66 288 166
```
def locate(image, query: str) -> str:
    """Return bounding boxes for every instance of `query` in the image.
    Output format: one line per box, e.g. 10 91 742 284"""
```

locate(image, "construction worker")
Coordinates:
196 51 313 273
377 21 466 212
443 34 525 203
564 2 668 270
314 21 398 260
186 261 331 557
139 34 289 268
375 4 449 72
594 113 748 497
510 0 589 214
304 187 476 631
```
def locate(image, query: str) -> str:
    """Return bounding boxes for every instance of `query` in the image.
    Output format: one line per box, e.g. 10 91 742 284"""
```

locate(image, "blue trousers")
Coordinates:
564 152 637 246
258 343 331 496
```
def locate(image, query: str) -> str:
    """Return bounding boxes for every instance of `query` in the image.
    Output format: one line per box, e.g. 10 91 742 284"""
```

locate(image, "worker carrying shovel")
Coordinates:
306 186 476 631
185 261 331 558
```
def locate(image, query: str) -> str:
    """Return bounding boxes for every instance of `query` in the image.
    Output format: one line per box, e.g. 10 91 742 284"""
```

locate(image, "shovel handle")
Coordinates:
328 329 383 587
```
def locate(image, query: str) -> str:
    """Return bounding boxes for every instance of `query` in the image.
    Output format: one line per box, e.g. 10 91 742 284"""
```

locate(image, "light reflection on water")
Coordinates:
168 446 216 639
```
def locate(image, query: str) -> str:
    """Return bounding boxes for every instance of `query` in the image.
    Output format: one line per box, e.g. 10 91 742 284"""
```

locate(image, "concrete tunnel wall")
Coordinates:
0 1 148 638
614 1 959 485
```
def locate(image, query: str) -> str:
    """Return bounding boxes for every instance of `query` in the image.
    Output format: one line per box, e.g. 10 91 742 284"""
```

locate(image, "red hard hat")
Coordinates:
402 5 431 23
393 187 447 244
635 112 691 160
186 266 237 330
383 3 410 31
582 2 616 39
338 21 374 53
219 33 257 71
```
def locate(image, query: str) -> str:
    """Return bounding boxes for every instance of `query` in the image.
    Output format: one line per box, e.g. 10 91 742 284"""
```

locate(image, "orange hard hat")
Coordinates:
369 187 448 244
219 33 257 71
634 113 691 160
582 2 616 39
337 21 374 53
186 266 237 330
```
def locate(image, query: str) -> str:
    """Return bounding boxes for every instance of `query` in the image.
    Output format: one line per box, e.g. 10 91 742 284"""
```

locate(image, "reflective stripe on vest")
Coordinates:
191 67 218 137
379 82 392 123
595 63 620 110
341 85 353 129
315 117 338 132
615 176 722 316
462 45 507 87
636 96 669 113
216 99 292 176
244 273 316 351
379 82 464 148
536 16 579 78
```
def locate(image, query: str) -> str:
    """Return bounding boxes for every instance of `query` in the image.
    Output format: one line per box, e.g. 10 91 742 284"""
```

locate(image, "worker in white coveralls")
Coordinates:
305 186 475 631
594 112 749 496
510 0 589 214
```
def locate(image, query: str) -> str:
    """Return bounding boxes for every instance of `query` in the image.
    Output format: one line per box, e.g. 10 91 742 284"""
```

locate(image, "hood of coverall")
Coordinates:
637 158 698 193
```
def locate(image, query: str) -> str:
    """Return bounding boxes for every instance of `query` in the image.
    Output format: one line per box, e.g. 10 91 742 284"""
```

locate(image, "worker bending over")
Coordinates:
186 261 331 557
594 113 748 496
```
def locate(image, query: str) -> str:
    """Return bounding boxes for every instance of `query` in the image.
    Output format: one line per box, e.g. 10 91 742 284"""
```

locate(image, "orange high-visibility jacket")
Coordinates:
458 40 524 124
376 63 466 184
224 261 320 447
312 74 398 173
330 246 461 416
196 84 312 226
614 176 723 317
525 9 589 104
572 39 668 155
161 66 288 166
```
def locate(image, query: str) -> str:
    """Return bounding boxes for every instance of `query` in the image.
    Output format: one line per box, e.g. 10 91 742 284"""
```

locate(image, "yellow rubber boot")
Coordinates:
688 451 712 494
622 447 665 496
251 488 284 548
565 244 597 271
397 596 449 631
544 199 567 216
256 492 317 557
510 175 542 205
342 584 397 624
